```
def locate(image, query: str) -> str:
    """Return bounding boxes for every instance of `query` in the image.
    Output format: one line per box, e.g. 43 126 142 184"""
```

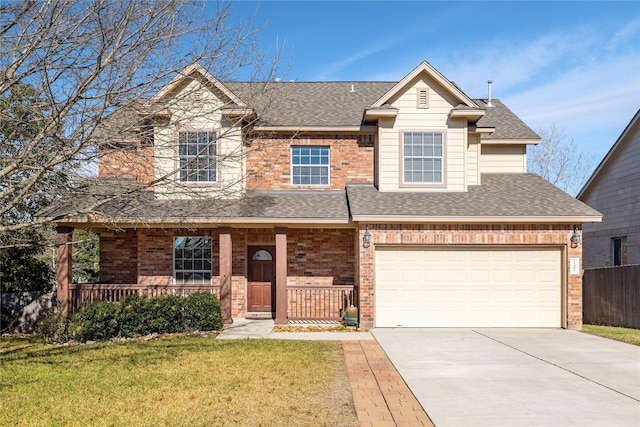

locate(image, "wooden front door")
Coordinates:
247 246 275 312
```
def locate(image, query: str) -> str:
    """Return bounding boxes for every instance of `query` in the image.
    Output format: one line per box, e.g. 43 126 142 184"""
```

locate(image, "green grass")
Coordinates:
0 336 357 426
581 324 640 346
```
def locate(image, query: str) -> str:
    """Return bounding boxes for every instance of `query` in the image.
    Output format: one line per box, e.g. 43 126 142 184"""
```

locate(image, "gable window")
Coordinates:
174 236 212 284
402 132 443 184
178 131 217 182
291 146 330 185
611 237 626 266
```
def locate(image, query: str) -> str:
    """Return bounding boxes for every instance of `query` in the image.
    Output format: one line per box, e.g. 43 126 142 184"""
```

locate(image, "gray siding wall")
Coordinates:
581 121 640 268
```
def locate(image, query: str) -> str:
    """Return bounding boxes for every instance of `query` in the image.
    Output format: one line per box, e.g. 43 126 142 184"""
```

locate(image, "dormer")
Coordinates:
150 63 256 199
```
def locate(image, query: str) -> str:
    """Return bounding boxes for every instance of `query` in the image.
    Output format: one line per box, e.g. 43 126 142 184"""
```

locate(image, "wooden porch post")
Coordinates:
218 227 233 324
274 227 288 325
56 226 74 317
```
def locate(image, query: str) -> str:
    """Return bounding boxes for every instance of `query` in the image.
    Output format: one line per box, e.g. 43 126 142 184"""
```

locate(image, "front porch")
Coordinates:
56 226 358 324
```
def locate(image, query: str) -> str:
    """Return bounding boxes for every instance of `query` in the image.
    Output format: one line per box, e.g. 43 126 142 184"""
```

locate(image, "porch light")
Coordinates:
362 226 371 249
570 226 581 248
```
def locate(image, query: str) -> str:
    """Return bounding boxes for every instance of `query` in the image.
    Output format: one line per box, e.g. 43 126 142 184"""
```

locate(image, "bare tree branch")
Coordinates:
1 0 282 244
527 123 596 196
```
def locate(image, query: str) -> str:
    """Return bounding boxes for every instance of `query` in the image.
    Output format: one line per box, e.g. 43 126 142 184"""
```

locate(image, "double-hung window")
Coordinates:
291 146 329 185
174 237 212 284
178 131 217 183
402 132 443 184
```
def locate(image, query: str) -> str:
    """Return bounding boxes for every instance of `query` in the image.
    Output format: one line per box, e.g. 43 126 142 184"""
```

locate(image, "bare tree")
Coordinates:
528 123 595 196
0 0 281 243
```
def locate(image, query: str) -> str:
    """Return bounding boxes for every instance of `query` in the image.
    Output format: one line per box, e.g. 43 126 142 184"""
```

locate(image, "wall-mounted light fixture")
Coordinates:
570 226 581 248
362 226 371 249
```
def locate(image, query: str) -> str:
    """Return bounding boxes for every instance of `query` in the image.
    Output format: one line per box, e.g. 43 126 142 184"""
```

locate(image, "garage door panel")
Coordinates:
375 247 561 328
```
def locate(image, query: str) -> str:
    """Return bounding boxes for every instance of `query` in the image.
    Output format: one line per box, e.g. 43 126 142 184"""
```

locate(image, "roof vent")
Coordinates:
487 80 493 107
274 77 282 83
350 84 356 93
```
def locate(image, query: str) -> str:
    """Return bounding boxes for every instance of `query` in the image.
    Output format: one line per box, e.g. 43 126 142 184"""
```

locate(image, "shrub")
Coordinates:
183 292 223 332
37 309 69 343
117 293 147 337
67 301 118 342
145 295 184 335
0 305 19 334
36 292 224 342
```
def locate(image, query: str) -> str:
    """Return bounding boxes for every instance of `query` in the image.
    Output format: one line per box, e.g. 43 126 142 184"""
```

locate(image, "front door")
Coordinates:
247 246 275 312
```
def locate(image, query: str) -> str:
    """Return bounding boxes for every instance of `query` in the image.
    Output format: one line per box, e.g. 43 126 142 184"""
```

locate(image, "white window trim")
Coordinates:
177 130 219 184
290 145 331 186
400 130 446 187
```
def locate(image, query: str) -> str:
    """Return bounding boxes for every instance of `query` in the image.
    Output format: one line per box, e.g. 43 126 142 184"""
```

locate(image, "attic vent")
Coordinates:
417 88 429 109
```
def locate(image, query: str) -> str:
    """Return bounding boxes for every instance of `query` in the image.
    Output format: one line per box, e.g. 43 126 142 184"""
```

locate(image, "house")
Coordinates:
578 109 640 268
52 61 601 329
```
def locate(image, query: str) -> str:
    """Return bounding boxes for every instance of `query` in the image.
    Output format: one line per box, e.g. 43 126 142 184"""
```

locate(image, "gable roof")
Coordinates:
152 62 247 108
577 108 640 200
95 61 539 140
369 61 476 108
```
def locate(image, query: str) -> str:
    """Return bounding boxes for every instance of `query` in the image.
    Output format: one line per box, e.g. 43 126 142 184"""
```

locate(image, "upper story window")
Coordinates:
291 146 330 185
178 131 217 183
402 132 443 184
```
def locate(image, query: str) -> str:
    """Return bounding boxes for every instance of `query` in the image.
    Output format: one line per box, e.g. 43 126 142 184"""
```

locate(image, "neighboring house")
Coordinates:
51 61 601 329
578 109 640 269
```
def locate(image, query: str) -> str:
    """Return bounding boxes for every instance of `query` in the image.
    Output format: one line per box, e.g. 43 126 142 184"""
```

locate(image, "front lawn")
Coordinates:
0 336 357 426
581 324 640 346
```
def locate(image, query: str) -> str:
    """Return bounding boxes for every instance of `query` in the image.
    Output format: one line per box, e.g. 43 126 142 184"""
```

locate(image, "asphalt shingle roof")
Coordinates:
346 174 601 219
59 189 350 224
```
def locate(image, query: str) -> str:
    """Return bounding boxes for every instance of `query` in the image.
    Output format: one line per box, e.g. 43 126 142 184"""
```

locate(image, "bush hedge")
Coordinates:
40 292 223 343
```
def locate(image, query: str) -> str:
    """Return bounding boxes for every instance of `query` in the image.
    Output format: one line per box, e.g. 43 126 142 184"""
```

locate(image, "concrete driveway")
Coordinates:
373 328 640 426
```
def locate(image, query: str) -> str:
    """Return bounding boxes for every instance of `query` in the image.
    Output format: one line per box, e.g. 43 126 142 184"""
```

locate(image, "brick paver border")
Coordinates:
343 340 434 427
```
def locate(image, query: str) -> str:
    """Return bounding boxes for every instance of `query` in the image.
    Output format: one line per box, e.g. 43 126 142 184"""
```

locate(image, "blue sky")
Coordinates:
225 1 640 164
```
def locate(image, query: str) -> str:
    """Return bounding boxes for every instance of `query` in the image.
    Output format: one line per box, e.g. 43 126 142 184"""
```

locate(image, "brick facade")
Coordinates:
98 146 154 184
98 227 355 319
99 230 138 283
246 134 374 190
356 223 583 329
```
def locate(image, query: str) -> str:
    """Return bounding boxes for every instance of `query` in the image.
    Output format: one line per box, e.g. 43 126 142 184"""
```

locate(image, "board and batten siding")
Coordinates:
153 78 245 199
480 144 527 173
377 75 468 192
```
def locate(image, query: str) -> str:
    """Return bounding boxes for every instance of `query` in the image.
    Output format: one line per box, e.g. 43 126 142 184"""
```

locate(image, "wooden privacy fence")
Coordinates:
69 283 220 315
583 265 640 329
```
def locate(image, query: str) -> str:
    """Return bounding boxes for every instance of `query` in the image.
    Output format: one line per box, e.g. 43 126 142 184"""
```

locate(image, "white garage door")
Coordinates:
375 247 562 327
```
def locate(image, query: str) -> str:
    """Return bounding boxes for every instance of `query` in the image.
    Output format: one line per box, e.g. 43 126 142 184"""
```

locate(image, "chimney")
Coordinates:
487 80 493 107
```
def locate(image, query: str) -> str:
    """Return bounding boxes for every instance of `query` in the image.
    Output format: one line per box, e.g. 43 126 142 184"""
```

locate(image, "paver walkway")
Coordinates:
343 340 434 427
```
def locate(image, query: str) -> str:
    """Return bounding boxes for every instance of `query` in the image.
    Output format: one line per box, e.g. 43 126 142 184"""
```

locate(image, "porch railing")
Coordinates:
68 283 358 322
287 285 357 321
68 283 220 314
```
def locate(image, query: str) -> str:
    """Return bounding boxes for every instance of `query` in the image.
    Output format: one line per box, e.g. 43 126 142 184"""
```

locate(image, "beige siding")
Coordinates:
377 75 467 192
480 144 526 173
466 134 480 186
154 78 245 199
